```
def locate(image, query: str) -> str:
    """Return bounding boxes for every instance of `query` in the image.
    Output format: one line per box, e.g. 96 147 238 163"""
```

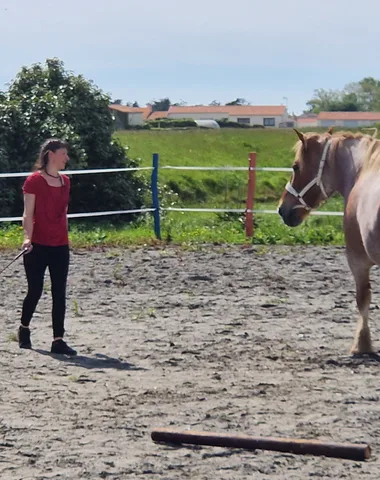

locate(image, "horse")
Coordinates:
278 127 380 355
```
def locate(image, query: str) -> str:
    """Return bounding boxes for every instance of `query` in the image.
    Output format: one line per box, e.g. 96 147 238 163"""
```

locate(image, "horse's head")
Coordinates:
278 128 334 227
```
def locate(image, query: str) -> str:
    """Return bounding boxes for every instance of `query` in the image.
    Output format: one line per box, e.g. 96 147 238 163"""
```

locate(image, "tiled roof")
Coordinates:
168 106 229 114
227 106 286 116
109 104 287 120
168 105 286 116
318 111 380 120
148 111 168 120
109 105 147 113
109 105 151 120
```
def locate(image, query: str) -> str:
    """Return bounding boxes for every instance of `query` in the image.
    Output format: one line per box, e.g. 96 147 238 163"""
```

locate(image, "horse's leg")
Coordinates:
346 252 373 354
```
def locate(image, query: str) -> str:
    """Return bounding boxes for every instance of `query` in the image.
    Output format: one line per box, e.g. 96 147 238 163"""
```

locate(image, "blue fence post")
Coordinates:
151 153 161 239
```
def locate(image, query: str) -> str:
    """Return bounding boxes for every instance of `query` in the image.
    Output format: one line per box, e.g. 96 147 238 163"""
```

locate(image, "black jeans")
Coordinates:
21 244 70 338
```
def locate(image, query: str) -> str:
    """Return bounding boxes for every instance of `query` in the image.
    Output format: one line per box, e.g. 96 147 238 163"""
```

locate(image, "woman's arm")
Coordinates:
22 193 35 251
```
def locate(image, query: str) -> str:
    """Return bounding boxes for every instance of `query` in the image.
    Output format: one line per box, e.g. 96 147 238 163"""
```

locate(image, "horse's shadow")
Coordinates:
327 352 380 367
353 352 380 360
34 349 147 371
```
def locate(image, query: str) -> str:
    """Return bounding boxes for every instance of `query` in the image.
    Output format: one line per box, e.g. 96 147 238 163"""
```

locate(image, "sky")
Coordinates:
1 0 380 115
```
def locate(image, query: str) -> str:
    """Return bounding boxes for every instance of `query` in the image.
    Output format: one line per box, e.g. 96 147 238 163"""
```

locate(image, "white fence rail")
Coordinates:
0 163 344 224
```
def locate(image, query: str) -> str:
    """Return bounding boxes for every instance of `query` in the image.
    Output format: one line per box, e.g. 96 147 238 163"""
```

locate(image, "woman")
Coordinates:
18 138 77 356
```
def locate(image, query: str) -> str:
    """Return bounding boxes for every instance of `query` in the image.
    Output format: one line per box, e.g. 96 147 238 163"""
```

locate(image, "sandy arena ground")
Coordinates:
1 244 380 479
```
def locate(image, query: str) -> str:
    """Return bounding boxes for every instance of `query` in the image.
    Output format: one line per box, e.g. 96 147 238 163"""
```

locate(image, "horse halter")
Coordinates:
285 139 332 211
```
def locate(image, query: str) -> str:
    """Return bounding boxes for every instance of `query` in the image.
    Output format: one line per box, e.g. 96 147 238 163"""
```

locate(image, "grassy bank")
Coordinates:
116 128 296 205
0 128 347 249
0 209 344 251
114 128 345 245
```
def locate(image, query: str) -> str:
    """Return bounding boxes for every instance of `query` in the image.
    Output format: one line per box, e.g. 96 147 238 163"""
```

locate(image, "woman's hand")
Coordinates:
22 238 33 253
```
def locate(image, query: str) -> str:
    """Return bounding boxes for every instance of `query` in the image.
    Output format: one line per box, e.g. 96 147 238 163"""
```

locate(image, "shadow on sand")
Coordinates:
34 350 148 371
326 352 380 367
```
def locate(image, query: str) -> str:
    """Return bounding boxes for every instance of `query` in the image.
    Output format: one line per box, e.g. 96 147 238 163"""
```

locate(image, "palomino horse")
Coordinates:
278 128 380 355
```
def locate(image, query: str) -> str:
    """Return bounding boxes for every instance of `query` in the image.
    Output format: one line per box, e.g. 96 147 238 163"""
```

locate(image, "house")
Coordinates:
148 111 168 121
295 113 318 128
109 103 291 128
166 105 289 127
317 111 380 128
109 104 151 128
278 119 297 128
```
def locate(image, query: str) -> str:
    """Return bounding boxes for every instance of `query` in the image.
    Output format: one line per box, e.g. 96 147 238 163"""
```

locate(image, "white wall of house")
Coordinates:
109 107 145 128
317 114 380 128
168 112 288 127
296 119 318 128
128 113 144 126
318 119 378 128
358 120 378 126
228 115 285 127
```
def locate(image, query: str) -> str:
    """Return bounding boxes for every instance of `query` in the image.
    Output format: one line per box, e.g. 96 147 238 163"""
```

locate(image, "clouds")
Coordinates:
3 0 379 66
1 0 380 112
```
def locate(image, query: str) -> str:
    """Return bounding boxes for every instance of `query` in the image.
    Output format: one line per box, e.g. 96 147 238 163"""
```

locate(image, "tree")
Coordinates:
123 101 140 107
338 92 360 111
151 97 171 112
225 98 250 106
345 77 380 111
209 100 221 106
305 77 380 113
172 100 187 107
305 89 344 113
0 58 147 221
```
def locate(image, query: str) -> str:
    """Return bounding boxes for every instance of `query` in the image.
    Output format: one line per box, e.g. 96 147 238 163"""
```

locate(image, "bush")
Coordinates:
0 58 148 222
217 118 265 129
123 123 151 130
146 117 267 130
148 118 197 128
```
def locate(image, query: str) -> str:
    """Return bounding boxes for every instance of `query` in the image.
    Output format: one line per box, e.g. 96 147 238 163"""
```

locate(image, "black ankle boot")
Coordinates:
51 339 77 356
18 326 32 349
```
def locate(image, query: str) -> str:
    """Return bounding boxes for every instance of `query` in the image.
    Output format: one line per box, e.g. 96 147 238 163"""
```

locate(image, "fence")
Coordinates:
0 152 344 238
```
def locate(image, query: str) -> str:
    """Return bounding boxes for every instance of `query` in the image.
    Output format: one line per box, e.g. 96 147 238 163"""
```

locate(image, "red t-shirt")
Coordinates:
22 172 70 246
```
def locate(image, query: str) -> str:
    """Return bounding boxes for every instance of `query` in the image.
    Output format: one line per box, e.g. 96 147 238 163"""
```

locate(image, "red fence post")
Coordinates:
245 152 256 238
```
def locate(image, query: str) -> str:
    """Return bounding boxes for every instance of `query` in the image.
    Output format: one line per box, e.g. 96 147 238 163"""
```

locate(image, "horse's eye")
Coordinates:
292 164 299 172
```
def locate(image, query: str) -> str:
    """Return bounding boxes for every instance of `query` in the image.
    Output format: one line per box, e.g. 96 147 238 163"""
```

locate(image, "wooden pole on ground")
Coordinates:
151 428 371 461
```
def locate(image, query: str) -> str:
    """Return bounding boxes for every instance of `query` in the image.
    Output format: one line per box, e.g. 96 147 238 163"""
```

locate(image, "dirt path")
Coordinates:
1 244 379 479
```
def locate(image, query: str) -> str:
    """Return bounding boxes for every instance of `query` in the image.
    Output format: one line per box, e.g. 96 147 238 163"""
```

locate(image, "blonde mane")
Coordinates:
292 130 378 174
330 131 374 167
360 137 380 175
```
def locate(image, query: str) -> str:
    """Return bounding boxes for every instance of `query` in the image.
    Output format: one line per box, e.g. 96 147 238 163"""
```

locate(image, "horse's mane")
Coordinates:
292 130 377 174
330 131 374 167
359 137 380 176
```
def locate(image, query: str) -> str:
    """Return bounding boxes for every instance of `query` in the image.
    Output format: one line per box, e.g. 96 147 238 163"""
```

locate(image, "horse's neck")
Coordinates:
334 138 369 203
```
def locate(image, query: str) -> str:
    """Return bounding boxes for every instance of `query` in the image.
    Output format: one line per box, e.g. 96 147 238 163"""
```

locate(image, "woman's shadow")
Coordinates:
34 349 147 371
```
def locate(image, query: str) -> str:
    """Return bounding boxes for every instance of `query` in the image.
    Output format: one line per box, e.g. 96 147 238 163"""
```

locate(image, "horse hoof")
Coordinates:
350 347 374 356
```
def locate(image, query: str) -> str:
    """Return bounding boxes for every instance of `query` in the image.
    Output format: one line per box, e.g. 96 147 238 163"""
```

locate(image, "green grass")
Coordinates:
0 128 348 249
0 210 345 250
117 128 296 205
114 128 346 245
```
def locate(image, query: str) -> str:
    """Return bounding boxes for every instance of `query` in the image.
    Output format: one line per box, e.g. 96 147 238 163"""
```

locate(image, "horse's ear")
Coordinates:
327 126 334 135
294 128 306 148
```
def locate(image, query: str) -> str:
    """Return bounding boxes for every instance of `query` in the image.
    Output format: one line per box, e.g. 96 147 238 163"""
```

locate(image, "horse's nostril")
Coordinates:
278 205 284 216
